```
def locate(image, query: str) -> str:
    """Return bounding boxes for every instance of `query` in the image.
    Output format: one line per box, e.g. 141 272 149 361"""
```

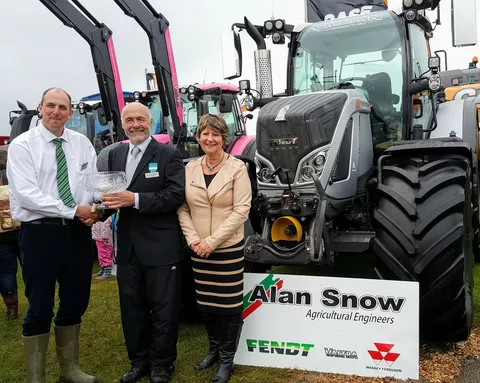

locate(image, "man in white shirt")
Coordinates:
7 87 101 383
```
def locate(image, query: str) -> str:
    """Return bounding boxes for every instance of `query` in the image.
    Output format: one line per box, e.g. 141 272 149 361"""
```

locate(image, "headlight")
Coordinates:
244 94 255 110
297 148 329 183
259 168 273 182
300 165 315 181
313 152 326 169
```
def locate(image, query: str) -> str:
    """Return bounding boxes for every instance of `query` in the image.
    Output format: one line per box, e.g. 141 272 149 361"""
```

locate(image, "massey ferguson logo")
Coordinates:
368 343 400 366
269 137 299 146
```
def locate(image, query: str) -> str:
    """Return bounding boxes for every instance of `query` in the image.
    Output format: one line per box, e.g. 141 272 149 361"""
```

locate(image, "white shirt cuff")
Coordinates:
65 204 78 220
134 193 139 209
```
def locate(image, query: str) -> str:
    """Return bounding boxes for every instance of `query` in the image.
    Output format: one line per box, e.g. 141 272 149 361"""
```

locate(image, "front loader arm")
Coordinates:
39 0 126 142
113 0 184 146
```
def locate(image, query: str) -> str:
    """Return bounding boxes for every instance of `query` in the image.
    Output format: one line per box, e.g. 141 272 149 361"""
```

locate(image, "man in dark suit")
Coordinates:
101 103 185 383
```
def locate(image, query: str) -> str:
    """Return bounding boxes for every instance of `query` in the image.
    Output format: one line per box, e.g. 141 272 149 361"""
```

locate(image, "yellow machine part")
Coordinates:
444 84 480 101
271 216 303 242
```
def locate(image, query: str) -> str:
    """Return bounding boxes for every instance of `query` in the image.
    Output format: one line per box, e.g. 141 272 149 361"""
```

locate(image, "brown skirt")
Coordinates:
191 240 244 315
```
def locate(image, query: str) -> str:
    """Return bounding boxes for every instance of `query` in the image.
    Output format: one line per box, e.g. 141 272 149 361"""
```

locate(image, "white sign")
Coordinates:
235 273 419 380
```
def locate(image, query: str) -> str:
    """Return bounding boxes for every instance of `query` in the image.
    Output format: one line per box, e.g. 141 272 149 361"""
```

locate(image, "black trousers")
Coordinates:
19 220 93 336
117 253 182 369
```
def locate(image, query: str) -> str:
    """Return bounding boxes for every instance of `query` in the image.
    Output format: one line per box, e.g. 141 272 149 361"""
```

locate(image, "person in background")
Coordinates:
0 241 20 320
91 215 114 280
177 114 252 383
0 177 21 321
101 103 185 383
7 87 101 383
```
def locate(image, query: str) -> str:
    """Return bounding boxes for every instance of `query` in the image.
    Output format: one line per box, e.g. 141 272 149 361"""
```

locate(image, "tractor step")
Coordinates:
333 231 375 253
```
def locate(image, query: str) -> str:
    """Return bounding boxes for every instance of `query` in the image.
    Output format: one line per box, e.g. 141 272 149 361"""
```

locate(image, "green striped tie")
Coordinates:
54 138 76 208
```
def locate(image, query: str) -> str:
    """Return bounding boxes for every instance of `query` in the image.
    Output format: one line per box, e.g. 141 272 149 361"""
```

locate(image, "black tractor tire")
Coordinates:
372 155 474 343
472 170 480 262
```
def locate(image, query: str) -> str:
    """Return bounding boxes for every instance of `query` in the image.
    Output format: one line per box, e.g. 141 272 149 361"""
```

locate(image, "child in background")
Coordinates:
91 215 113 280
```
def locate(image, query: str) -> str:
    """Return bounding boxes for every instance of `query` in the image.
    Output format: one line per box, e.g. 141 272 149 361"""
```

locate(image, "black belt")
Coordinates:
23 218 72 226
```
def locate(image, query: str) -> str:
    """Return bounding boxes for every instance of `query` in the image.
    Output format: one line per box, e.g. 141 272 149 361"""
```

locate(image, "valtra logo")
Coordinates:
367 343 401 367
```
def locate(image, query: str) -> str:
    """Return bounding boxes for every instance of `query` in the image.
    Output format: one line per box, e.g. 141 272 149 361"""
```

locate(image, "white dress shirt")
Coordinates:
7 123 97 222
126 136 152 210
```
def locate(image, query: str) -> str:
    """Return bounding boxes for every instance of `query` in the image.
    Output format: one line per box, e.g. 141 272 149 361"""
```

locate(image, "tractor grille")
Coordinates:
257 92 347 184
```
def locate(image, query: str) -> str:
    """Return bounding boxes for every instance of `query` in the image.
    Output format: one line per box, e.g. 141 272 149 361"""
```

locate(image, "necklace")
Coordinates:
205 153 225 173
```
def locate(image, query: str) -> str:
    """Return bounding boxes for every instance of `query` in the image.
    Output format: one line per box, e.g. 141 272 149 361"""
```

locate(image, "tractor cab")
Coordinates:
291 10 430 158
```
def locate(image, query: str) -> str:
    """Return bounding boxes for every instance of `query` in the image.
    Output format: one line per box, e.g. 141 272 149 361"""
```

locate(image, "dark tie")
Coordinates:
54 138 76 208
126 146 141 184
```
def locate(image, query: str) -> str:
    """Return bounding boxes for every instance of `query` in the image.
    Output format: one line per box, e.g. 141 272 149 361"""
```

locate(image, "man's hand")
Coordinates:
101 191 135 210
194 239 213 258
75 204 102 227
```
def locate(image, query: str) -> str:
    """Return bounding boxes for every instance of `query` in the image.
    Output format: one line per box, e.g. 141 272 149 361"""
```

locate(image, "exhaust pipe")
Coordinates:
244 17 273 98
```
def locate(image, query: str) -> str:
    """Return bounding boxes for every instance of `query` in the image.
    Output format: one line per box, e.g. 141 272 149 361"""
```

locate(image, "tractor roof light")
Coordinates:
404 0 440 11
239 79 251 92
187 85 196 94
141 91 147 98
180 87 187 94
275 19 285 31
187 93 196 102
272 32 285 45
133 91 141 100
405 9 417 22
264 20 274 33
428 56 440 71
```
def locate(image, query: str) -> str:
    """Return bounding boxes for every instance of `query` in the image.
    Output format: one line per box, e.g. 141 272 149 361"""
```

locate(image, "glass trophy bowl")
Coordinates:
85 171 128 210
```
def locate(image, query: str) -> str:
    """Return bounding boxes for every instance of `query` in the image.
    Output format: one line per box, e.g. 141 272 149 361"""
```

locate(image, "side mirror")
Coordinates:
218 94 234 114
97 107 109 126
452 0 477 47
197 100 209 118
221 30 242 80
413 98 423 119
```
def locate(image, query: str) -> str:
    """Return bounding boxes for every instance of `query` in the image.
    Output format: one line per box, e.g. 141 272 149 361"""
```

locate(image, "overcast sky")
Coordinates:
1 0 479 135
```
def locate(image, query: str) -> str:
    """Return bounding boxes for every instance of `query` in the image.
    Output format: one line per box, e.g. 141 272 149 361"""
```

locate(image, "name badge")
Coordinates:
145 172 159 178
149 163 158 173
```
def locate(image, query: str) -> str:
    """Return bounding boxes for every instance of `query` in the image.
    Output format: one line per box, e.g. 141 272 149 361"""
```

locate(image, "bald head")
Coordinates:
121 102 153 145
121 102 151 121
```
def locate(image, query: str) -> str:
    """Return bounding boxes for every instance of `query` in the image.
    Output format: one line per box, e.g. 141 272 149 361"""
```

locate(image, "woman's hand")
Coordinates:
193 239 213 258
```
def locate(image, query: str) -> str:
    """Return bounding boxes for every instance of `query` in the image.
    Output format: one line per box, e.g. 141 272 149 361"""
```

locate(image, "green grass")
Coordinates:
1 257 480 383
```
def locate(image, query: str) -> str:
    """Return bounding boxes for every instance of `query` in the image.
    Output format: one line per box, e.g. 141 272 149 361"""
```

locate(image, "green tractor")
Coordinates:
224 0 479 342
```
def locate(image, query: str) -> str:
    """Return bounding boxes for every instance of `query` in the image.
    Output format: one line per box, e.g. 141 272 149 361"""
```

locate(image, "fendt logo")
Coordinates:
247 339 314 357
367 343 401 366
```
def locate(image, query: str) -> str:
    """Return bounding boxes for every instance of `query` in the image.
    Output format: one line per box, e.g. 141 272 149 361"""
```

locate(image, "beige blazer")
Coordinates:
177 155 252 251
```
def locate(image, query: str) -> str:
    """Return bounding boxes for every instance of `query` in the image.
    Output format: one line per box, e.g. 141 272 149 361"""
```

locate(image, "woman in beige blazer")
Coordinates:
177 114 251 383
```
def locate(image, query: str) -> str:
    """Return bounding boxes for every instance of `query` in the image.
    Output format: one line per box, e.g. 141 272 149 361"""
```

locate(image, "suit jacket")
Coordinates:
108 139 185 266
177 155 251 251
